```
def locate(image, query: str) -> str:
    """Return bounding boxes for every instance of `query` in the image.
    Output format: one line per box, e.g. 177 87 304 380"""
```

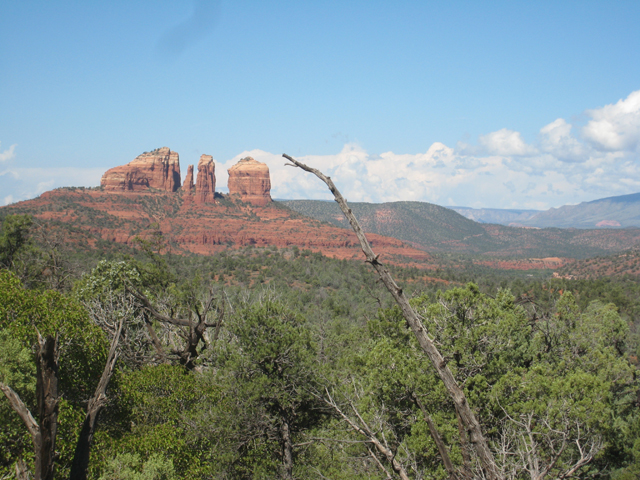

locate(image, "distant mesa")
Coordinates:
195 155 216 204
101 147 181 192
228 156 272 206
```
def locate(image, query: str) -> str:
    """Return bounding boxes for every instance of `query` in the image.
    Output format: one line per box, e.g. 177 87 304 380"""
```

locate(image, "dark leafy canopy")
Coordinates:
0 269 109 479
210 301 325 479
0 214 33 269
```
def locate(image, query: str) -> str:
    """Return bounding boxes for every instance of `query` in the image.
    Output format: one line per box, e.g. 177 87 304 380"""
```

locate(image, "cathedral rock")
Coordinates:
227 157 272 206
195 155 216 204
101 147 181 192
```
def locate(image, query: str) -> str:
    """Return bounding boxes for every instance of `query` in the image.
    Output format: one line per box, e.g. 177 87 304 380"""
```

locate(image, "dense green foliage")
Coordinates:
1 214 639 479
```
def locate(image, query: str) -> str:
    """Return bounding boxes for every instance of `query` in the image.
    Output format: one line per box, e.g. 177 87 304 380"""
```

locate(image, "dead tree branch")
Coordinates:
69 313 125 480
412 393 459 480
321 388 411 480
284 153 500 480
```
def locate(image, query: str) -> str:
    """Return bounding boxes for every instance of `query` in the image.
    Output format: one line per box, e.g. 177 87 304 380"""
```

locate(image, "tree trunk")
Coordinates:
455 404 473 480
280 419 294 480
284 154 501 480
35 334 59 480
69 315 124 480
15 457 31 480
412 393 458 480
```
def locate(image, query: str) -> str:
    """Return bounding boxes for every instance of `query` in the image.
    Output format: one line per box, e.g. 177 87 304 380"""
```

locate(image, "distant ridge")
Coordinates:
519 191 640 228
280 199 640 258
3 189 640 271
446 206 540 225
446 191 640 229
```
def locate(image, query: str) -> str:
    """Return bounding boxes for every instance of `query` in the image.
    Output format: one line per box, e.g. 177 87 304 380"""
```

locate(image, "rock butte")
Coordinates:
195 155 216 204
101 147 181 192
100 149 272 206
228 157 272 206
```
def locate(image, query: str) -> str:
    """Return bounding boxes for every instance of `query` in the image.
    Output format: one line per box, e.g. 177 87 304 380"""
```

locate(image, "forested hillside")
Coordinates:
1 214 640 480
280 199 640 258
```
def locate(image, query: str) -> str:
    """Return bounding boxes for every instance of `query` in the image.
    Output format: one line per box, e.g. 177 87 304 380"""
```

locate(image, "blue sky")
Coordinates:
1 0 640 209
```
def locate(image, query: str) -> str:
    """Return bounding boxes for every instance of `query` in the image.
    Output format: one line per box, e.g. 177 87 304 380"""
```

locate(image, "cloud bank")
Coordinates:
218 89 640 210
3 89 640 210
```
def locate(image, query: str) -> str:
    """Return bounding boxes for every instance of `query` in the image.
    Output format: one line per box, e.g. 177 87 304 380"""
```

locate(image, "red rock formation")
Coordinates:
183 165 195 194
227 157 272 206
195 155 216 204
101 147 181 192
596 219 622 227
17 189 433 266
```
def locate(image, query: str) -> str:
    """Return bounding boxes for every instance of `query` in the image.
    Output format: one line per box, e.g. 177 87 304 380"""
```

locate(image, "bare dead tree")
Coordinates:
30 220 77 292
14 457 31 480
0 333 59 480
283 153 501 480
320 387 411 480
68 313 124 480
82 292 152 368
496 407 603 480
125 284 223 370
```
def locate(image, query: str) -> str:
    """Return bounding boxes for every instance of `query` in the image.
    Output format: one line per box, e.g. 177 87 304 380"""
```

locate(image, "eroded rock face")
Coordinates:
227 157 272 206
195 155 216 204
183 165 195 194
101 147 181 192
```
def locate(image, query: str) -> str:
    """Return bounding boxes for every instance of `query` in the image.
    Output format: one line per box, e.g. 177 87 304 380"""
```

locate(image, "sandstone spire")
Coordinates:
195 155 216 204
183 165 195 194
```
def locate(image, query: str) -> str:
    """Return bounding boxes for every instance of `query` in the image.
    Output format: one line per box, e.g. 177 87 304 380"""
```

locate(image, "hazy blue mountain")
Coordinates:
520 192 640 228
447 206 540 225
447 192 640 229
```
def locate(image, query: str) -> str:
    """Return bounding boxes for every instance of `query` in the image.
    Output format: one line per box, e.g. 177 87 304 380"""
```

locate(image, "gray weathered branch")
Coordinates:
284 153 500 480
69 313 125 480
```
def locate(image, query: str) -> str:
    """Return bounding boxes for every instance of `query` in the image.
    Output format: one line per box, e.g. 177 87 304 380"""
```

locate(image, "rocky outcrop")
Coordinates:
183 165 195 194
195 155 216 204
227 157 272 206
101 147 181 192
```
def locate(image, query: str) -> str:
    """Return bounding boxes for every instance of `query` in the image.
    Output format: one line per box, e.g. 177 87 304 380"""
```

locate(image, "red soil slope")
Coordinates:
6 189 432 267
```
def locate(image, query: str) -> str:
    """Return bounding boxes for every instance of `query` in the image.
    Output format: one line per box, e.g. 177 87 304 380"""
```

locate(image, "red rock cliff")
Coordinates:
195 155 216 204
101 147 181 192
183 165 195 194
227 157 272 206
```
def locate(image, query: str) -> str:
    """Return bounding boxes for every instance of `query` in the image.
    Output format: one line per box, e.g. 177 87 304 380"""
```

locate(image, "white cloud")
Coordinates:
0 142 17 162
478 128 537 156
582 89 640 152
538 118 586 162
239 99 640 209
4 92 640 212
